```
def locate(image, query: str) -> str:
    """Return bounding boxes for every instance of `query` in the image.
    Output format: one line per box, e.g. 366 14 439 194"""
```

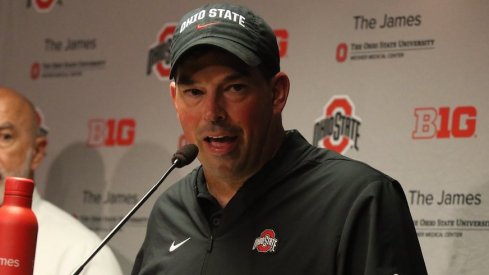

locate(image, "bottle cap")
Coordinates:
5 177 35 197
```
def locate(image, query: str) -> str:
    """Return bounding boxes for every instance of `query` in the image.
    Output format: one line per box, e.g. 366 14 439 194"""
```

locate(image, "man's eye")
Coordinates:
184 89 203 96
228 84 246 93
0 133 13 144
1 133 12 140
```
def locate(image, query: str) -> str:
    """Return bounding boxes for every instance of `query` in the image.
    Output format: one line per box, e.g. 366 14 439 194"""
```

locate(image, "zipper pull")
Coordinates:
207 234 214 252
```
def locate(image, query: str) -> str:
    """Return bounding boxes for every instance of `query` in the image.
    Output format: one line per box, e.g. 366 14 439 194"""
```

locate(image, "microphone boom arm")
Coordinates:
71 160 180 275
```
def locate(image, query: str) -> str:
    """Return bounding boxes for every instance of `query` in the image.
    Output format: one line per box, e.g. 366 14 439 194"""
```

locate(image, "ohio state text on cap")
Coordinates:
169 3 280 79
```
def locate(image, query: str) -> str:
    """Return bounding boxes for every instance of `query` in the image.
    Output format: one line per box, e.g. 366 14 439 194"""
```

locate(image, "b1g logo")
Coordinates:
313 95 361 154
412 106 477 139
146 24 289 80
274 29 289 58
27 0 61 13
87 118 136 147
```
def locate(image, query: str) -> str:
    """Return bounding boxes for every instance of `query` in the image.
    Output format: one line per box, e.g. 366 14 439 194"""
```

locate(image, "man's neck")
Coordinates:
204 129 286 208
205 176 243 208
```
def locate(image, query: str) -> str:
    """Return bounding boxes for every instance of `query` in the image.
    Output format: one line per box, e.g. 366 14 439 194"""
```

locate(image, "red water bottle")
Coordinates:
0 177 38 275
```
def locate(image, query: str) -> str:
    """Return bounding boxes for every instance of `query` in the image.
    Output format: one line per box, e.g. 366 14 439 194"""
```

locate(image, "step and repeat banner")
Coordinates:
1 0 488 274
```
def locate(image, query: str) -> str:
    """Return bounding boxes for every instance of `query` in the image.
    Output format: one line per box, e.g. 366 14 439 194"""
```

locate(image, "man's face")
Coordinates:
0 91 36 202
170 49 285 183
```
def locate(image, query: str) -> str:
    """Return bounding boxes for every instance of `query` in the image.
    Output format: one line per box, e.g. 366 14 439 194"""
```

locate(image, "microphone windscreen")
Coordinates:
171 144 199 168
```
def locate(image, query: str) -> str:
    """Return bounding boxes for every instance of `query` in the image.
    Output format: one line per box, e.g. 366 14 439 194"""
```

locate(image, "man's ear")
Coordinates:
271 72 290 114
170 81 177 102
30 136 47 171
169 81 180 120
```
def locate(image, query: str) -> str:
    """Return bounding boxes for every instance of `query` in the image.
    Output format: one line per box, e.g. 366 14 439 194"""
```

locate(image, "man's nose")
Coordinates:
203 94 227 123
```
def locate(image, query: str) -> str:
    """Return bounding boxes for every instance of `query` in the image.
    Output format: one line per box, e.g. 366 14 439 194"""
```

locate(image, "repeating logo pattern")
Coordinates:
412 106 477 139
313 95 361 154
87 118 136 147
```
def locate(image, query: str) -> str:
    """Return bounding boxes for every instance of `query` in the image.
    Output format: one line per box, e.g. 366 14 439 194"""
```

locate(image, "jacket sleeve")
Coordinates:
336 179 428 275
131 248 144 275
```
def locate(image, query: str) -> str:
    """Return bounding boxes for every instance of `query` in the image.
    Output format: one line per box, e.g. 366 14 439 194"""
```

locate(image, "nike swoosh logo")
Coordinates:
196 22 220 30
169 237 191 252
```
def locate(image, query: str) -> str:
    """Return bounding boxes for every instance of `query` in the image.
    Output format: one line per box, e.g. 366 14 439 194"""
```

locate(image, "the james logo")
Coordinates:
412 106 477 139
252 229 278 253
313 95 361 154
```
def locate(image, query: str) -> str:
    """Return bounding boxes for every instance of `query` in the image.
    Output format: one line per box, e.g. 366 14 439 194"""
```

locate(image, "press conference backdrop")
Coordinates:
1 0 488 274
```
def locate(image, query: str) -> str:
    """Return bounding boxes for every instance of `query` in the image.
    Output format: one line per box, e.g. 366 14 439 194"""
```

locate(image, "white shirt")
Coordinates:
32 189 123 275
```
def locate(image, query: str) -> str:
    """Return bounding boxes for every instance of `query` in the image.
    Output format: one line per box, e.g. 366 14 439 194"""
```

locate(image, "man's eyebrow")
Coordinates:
176 71 250 86
0 122 14 130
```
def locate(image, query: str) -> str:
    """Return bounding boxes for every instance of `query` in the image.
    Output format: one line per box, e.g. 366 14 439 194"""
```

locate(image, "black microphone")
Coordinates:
71 144 199 275
171 143 199 168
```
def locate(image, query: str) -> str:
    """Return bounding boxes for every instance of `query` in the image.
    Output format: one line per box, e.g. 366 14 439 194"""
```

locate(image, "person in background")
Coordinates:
132 3 428 275
0 86 123 275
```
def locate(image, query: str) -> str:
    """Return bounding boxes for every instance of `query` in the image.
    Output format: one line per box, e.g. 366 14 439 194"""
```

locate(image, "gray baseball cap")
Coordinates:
169 3 280 79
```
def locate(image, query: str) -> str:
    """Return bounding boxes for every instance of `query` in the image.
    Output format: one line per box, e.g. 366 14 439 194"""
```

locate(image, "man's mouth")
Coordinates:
204 135 238 143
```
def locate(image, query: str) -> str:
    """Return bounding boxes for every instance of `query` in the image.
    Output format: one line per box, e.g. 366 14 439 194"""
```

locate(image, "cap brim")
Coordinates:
170 37 262 79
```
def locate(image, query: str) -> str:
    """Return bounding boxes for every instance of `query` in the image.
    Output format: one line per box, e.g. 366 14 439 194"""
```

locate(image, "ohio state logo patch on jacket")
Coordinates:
252 229 278 253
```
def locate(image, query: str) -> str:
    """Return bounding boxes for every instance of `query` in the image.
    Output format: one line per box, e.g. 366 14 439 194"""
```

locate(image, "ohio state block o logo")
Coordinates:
322 97 353 153
155 24 176 79
33 0 56 12
252 229 278 253
30 63 41 80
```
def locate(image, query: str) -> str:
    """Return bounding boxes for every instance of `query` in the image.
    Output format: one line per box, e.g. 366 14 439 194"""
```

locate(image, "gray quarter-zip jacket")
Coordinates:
132 130 427 275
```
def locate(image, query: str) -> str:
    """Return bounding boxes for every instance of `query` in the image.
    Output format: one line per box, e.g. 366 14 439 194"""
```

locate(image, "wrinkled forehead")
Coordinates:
0 93 37 134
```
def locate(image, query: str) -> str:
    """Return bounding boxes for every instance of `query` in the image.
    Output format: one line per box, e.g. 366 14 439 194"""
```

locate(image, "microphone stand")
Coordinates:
71 159 180 275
